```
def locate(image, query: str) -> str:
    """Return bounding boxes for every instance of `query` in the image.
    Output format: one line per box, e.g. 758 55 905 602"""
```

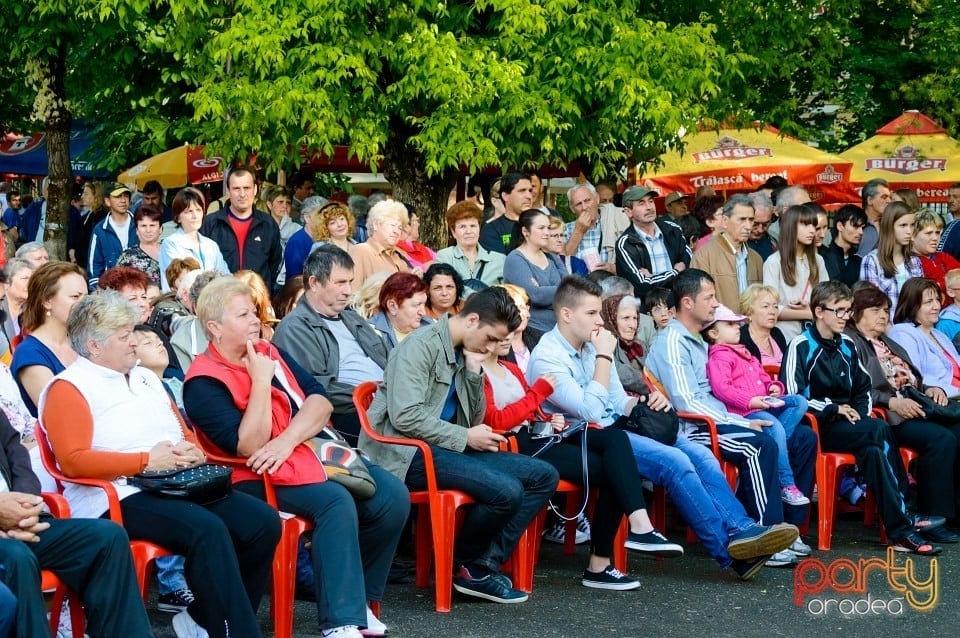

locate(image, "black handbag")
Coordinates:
615 401 679 446
902 386 960 424
129 463 233 505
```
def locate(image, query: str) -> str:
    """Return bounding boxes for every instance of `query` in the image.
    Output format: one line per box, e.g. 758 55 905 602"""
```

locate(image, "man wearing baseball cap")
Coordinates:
88 182 138 289
614 185 692 299
663 192 689 219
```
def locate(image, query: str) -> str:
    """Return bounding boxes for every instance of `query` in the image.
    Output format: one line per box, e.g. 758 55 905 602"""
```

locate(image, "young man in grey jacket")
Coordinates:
360 287 559 604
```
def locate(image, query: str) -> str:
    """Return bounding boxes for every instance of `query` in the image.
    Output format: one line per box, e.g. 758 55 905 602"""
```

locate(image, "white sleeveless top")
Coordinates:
38 357 184 518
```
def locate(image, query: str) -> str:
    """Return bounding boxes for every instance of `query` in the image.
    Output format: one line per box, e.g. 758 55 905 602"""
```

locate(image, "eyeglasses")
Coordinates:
752 220 772 228
822 306 853 319
547 233 563 240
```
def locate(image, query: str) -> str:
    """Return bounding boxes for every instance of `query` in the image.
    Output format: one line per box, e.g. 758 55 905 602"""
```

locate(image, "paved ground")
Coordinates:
144 509 957 637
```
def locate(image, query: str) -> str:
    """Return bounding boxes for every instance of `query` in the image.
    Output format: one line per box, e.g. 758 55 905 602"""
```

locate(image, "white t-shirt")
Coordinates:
109 216 131 250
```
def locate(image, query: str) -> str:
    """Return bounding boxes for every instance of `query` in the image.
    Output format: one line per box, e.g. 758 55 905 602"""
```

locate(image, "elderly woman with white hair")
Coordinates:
14 241 49 268
348 199 411 285
40 290 281 638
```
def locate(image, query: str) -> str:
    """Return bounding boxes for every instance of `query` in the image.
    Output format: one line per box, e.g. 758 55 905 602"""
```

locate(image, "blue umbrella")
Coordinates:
0 124 108 177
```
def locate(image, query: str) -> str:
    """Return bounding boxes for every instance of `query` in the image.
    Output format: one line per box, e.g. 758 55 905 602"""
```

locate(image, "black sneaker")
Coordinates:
727 523 798 560
624 530 684 557
730 555 769 581
157 588 194 613
891 532 942 556
581 565 640 590
453 566 528 603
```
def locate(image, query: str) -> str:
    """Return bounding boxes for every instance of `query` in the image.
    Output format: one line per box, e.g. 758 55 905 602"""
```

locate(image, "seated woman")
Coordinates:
40 291 282 638
860 201 922 318
396 209 437 271
368 272 430 348
599 294 646 394
503 210 569 332
116 202 163 287
423 262 464 321
481 314 681 591
496 284 539 373
912 208 960 304
889 277 960 399
234 270 279 340
780 280 944 555
739 284 787 368
99 266 181 376
846 284 960 543
184 277 408 638
435 200 505 294
10 262 86 417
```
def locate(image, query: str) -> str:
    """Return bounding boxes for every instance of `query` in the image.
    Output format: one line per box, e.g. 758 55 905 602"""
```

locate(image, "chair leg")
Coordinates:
414 507 433 589
611 517 628 573
431 496 460 613
271 520 301 638
817 462 836 551
563 491 581 556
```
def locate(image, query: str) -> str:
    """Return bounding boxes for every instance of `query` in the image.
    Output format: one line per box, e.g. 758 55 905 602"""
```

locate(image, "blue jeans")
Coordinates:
405 446 559 573
746 394 808 488
156 554 188 595
625 432 755 567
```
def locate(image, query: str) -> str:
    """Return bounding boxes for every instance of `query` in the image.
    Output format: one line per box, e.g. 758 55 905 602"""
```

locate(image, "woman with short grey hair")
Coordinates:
41 289 282 638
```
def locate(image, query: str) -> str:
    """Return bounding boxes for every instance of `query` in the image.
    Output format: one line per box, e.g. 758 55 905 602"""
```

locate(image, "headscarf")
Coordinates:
601 294 644 362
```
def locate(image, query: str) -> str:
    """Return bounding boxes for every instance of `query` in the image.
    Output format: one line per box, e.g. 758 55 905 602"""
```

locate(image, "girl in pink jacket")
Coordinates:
703 305 810 507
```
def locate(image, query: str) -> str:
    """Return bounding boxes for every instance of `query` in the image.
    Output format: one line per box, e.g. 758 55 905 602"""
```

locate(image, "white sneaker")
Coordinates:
787 536 812 557
764 549 799 567
361 606 387 637
321 627 363 638
172 611 209 638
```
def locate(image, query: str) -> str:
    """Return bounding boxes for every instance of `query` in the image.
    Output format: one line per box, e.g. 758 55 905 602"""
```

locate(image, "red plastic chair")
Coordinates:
355 382 538 611
192 429 314 638
41 493 86 636
34 426 172 601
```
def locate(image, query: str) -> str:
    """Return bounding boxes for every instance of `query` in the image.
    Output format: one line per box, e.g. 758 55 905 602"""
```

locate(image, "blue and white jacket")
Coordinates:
88 214 138 289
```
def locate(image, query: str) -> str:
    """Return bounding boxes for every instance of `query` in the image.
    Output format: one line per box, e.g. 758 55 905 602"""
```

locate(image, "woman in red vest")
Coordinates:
184 277 408 638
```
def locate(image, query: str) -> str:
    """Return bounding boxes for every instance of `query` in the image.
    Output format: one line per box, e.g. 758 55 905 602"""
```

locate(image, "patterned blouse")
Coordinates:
116 245 161 287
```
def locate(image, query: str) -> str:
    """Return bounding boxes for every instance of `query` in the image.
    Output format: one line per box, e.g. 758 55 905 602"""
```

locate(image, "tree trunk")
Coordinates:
381 123 459 250
31 45 70 260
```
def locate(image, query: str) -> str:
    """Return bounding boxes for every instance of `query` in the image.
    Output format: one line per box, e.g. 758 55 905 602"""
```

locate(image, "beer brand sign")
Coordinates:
865 145 947 175
816 165 844 184
692 136 773 163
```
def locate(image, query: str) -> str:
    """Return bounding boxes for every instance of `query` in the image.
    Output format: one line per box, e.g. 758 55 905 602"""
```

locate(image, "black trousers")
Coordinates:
820 417 913 540
120 490 281 638
0 516 153 638
515 427 647 559
894 419 960 518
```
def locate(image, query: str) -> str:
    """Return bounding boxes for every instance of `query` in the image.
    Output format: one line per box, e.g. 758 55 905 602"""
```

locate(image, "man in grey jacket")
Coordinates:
360 288 559 604
273 245 392 445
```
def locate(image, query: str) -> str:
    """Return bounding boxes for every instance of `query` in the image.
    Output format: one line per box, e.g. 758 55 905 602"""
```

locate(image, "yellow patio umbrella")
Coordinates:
839 111 960 204
119 145 224 189
639 123 853 204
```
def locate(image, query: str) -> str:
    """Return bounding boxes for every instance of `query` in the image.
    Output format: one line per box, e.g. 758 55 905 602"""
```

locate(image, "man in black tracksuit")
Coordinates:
780 281 943 555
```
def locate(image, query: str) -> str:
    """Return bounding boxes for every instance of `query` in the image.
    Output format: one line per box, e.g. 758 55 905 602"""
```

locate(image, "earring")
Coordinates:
45 310 51 317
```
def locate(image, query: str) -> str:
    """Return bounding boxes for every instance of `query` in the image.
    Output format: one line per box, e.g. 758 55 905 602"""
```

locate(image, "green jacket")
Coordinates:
359 316 485 480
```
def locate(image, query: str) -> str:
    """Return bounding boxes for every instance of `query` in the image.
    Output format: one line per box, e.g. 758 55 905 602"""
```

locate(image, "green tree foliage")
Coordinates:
86 0 744 242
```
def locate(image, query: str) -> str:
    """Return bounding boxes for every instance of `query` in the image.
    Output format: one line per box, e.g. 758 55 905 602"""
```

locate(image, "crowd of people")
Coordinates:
0 171 958 638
